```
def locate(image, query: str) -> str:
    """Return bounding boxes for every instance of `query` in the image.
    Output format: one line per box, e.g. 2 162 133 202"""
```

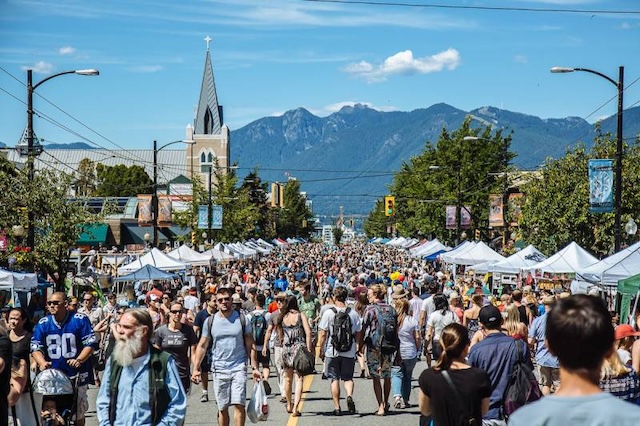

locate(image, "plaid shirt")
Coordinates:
600 370 640 405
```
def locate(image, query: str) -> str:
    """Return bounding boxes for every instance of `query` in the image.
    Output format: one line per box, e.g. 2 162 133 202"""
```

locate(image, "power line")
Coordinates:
302 0 640 15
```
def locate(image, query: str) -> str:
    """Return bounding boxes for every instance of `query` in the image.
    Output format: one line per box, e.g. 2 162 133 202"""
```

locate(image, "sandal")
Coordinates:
286 405 293 414
292 411 301 417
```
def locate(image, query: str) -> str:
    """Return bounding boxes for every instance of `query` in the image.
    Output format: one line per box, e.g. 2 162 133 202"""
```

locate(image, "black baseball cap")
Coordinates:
479 305 502 328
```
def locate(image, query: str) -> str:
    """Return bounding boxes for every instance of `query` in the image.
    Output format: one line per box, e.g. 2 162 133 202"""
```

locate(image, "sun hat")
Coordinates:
391 286 408 299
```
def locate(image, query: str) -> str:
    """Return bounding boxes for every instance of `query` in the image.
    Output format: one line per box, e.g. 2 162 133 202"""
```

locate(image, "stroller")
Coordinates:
31 369 79 426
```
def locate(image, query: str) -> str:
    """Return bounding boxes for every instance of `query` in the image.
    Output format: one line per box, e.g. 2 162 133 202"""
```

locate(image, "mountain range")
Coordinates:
4 103 639 216
231 103 640 216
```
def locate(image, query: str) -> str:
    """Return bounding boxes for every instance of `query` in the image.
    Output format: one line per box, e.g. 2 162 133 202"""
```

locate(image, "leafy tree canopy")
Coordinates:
95 163 153 197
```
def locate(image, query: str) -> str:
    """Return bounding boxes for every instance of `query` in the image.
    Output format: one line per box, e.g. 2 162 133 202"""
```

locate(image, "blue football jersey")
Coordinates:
31 312 98 385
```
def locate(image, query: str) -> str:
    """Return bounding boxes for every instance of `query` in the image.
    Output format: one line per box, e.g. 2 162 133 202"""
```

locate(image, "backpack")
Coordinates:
374 304 400 355
501 339 542 418
251 311 268 346
331 307 354 352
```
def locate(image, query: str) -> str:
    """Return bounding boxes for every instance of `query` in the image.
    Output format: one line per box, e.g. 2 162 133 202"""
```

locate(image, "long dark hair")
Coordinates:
276 295 300 340
434 323 470 371
9 307 33 333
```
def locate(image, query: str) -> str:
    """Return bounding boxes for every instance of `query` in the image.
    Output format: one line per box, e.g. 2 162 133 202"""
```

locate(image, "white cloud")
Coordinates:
127 65 164 73
58 46 75 55
514 54 528 64
343 49 460 83
21 61 54 75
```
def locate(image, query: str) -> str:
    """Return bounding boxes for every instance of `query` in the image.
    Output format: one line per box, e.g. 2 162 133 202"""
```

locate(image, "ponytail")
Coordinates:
433 323 469 371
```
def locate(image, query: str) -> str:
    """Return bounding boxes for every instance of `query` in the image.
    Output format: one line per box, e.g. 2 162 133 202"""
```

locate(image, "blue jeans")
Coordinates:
391 356 418 402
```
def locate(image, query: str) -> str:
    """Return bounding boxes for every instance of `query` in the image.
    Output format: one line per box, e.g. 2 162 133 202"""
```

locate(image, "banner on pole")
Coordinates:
588 159 614 213
197 205 208 229
211 205 223 229
137 195 152 226
157 195 172 227
461 205 472 229
197 205 224 229
445 206 456 230
489 194 504 228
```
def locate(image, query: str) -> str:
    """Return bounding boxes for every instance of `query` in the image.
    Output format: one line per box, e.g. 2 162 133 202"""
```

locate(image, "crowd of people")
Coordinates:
1 241 640 425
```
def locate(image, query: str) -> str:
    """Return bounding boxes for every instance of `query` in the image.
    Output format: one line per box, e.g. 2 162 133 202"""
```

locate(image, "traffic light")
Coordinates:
384 196 395 217
191 231 196 245
475 229 481 240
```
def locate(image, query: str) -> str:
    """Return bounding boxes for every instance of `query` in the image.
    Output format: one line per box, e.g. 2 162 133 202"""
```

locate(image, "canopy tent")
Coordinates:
523 241 598 275
117 248 187 275
202 247 234 262
441 242 505 266
167 245 212 267
113 264 179 282
100 254 131 268
489 245 547 274
411 239 450 258
0 269 38 291
468 260 500 275
439 241 475 263
577 241 640 286
617 273 640 325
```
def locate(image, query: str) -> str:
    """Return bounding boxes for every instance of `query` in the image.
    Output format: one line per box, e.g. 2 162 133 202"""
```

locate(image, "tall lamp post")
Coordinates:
25 68 99 253
153 139 195 247
551 65 624 252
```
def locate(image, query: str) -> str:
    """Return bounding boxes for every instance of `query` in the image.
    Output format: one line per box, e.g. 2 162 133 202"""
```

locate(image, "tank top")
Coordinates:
517 305 529 326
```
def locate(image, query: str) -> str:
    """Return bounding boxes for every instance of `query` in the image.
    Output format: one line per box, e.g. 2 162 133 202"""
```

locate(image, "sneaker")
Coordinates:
263 381 272 396
331 408 342 416
393 396 402 409
200 393 209 402
322 373 327 380
346 396 356 414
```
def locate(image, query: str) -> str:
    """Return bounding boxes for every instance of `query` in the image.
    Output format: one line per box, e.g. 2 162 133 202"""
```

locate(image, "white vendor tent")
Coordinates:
168 245 212 267
117 248 188 275
523 241 598 275
441 242 505 266
202 247 234 262
414 239 451 258
0 269 38 291
490 245 547 274
577 240 640 286
439 241 475 263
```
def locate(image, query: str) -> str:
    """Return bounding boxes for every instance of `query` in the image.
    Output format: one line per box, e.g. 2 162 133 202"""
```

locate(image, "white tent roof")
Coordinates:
0 269 38 291
118 248 188 275
577 240 640 286
469 260 500 274
490 245 547 274
202 247 234 261
440 241 476 264
411 239 451 258
523 241 598 275
167 245 212 267
441 241 506 266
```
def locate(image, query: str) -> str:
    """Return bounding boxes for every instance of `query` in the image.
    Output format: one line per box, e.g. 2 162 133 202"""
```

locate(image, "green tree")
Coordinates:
76 158 96 196
0 159 99 289
95 163 153 197
332 226 344 246
240 170 273 239
171 175 207 245
519 127 640 256
276 180 314 238
364 198 392 237
373 117 512 244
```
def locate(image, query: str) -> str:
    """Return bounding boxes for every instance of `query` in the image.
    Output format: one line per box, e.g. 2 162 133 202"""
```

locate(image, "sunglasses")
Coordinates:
217 297 230 302
47 301 63 306
170 309 183 314
83 299 93 302
162 296 170 300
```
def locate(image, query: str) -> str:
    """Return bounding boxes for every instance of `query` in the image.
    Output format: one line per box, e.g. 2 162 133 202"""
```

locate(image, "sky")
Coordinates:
1 0 640 153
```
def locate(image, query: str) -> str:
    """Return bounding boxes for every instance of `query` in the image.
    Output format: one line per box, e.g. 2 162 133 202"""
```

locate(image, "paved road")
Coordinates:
84 358 429 425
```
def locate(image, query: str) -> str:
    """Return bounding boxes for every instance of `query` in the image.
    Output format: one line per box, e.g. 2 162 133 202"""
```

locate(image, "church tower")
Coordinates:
186 36 230 184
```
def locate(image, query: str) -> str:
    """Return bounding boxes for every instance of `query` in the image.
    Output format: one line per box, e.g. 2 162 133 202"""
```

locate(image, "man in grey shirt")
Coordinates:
191 288 261 426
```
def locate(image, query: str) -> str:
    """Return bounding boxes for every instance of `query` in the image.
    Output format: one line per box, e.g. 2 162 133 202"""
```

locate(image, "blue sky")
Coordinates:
1 0 639 151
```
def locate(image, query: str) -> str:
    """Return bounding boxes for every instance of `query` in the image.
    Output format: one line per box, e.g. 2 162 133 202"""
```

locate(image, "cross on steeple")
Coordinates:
204 35 212 51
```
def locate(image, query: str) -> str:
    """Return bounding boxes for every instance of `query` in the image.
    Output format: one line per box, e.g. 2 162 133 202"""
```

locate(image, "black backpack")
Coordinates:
501 339 542 418
375 304 400 355
331 307 354 352
251 311 268 346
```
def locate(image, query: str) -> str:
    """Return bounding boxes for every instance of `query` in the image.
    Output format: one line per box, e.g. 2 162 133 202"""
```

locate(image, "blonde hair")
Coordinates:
601 350 630 379
504 303 522 336
370 284 386 300
393 298 409 327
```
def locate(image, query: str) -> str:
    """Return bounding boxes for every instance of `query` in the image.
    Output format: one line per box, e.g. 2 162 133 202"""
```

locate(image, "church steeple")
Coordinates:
194 36 223 135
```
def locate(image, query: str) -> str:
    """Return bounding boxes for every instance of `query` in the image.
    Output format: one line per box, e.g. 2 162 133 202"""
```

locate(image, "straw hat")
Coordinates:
391 285 408 299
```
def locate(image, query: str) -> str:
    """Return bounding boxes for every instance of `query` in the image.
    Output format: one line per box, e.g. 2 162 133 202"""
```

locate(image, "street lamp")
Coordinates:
143 232 151 249
153 139 195 247
625 218 637 244
551 65 624 252
464 135 509 248
25 68 99 256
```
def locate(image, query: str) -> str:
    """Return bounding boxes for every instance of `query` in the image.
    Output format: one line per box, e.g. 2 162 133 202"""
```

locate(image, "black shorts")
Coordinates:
327 356 356 381
200 353 211 373
257 348 271 368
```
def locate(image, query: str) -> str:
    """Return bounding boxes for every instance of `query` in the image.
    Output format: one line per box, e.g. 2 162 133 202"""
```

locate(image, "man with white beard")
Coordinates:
96 308 186 425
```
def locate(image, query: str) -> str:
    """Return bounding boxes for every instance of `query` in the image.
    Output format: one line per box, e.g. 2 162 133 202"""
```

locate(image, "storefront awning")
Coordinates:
122 225 169 245
76 223 109 245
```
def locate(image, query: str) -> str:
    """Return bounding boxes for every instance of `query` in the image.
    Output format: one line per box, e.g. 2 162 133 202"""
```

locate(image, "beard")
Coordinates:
112 328 145 367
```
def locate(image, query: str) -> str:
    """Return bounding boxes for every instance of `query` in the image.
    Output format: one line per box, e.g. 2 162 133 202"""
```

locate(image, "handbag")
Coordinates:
441 370 478 426
292 346 315 377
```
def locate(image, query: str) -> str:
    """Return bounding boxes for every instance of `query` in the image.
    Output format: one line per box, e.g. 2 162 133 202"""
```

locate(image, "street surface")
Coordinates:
85 357 428 425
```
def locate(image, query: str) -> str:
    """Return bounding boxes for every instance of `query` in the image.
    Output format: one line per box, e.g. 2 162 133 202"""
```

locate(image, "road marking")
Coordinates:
285 371 315 426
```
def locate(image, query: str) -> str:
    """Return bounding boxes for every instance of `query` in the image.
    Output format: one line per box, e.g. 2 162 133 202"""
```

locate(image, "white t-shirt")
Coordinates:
318 306 362 358
398 316 419 360
427 309 459 342
183 295 200 313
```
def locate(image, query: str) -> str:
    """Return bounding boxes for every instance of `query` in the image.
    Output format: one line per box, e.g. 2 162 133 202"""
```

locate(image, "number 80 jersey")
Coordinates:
31 312 99 386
